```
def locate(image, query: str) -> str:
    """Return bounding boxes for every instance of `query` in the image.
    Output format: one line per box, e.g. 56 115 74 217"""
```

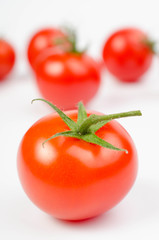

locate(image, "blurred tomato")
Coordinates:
35 52 101 109
0 39 15 80
27 28 71 69
103 28 153 82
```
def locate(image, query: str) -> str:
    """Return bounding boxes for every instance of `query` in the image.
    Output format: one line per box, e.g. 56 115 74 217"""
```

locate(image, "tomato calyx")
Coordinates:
32 98 142 153
53 27 87 55
143 39 157 54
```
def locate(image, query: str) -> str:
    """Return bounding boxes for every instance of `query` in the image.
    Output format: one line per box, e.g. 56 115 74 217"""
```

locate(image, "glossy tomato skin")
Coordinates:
103 28 153 82
0 39 15 80
27 28 70 69
35 53 101 110
17 110 138 221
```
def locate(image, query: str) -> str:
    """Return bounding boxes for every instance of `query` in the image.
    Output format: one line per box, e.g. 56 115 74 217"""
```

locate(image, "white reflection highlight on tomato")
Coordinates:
67 58 87 75
112 36 126 52
34 36 48 50
45 61 64 76
67 133 123 168
67 146 94 167
100 132 123 164
35 139 57 165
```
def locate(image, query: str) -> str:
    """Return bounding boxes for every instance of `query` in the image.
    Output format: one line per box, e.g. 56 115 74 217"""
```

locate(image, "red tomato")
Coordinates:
0 39 15 80
35 53 101 109
103 28 153 82
27 28 70 69
17 109 138 221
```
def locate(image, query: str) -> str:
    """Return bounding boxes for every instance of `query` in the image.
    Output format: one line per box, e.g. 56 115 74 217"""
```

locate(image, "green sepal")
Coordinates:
77 101 87 126
42 131 80 146
88 120 110 133
80 133 128 152
32 98 141 153
31 98 77 131
55 26 87 54
42 130 127 153
143 39 156 54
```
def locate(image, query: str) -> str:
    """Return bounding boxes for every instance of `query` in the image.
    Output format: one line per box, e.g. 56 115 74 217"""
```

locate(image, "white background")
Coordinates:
0 0 159 239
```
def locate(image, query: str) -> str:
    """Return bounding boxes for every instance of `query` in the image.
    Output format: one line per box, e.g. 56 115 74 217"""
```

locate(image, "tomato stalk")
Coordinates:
78 111 142 135
54 27 86 54
32 98 142 153
144 39 156 54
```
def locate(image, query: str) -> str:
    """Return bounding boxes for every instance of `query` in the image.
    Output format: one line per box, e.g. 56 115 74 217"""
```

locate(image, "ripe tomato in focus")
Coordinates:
35 53 101 109
27 28 70 69
103 28 153 82
0 39 15 80
17 110 138 221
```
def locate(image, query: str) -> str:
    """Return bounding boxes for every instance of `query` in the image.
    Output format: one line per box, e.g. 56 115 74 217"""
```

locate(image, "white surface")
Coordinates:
0 0 159 239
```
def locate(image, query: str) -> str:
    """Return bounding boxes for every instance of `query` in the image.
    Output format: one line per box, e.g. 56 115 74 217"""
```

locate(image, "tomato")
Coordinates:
34 53 101 109
27 28 70 69
17 99 140 221
102 28 153 82
0 39 15 80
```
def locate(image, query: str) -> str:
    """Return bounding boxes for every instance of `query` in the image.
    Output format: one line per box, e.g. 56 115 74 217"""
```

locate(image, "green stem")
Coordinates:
144 39 156 54
69 30 77 53
32 98 142 152
55 27 86 54
78 110 142 135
